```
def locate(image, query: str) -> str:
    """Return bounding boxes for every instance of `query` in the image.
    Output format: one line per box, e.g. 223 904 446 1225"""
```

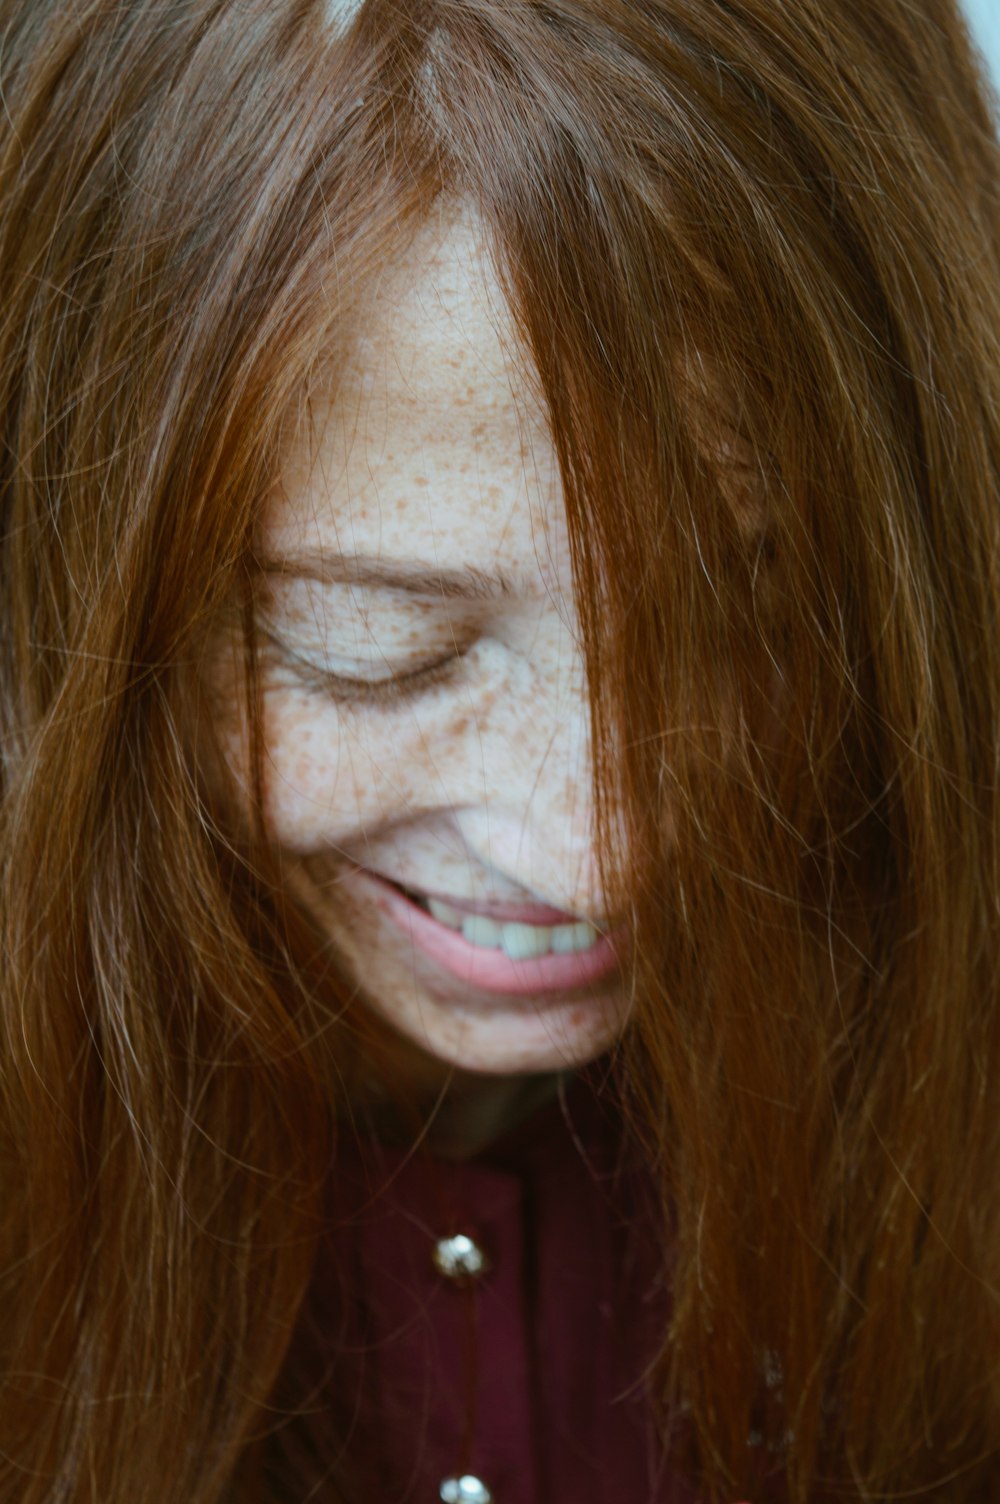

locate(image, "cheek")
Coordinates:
252 688 425 851
209 641 515 851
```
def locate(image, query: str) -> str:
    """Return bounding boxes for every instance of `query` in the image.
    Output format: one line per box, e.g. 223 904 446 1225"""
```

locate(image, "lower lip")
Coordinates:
364 872 625 996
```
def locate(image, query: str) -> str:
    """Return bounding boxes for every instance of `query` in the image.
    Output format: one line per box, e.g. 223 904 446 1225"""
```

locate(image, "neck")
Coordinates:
350 1063 568 1161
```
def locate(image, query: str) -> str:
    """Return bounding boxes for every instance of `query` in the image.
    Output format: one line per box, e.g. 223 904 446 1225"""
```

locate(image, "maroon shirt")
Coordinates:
289 1063 706 1504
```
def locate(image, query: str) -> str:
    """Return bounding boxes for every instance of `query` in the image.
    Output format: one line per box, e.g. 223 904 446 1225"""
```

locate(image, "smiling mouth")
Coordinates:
366 868 624 994
378 875 606 955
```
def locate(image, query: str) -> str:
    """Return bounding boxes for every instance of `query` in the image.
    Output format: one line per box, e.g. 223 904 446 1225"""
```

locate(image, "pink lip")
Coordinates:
361 870 625 997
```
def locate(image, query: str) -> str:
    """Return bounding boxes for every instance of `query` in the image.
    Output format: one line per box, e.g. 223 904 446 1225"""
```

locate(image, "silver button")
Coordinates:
439 1475 493 1504
432 1233 490 1281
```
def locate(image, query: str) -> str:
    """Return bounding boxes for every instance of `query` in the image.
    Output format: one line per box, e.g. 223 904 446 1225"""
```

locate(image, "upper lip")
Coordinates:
363 868 593 926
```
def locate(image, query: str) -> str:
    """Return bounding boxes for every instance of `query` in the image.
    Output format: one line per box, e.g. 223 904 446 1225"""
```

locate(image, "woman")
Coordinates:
0 1 997 1500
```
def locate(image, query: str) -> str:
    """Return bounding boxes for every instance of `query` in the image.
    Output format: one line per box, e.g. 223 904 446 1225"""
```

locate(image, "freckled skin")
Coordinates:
212 203 629 1111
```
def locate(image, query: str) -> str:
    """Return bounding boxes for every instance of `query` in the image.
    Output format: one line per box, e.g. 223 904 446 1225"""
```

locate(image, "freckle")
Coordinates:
450 712 471 739
413 475 429 487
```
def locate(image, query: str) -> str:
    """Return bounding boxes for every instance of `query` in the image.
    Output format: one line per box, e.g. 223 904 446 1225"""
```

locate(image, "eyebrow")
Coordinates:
258 550 519 601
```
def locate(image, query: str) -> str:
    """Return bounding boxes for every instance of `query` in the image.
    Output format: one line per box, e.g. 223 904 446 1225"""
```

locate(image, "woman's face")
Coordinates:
217 206 629 1079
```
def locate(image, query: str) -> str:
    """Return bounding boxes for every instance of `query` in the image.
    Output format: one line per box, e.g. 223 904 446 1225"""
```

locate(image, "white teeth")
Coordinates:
425 898 599 958
550 921 599 954
461 913 504 949
426 899 466 929
498 922 553 961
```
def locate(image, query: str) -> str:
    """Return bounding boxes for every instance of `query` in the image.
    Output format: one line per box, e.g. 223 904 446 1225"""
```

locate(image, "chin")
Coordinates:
363 985 627 1079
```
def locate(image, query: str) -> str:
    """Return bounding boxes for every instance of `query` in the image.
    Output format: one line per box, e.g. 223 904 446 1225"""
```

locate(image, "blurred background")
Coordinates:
962 0 1000 101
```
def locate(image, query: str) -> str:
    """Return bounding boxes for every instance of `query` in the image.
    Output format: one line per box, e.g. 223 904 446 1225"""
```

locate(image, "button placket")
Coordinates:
433 1226 491 1495
354 1143 534 1501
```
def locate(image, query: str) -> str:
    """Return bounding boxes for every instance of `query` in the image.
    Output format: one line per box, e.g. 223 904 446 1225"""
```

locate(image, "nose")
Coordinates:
451 632 608 925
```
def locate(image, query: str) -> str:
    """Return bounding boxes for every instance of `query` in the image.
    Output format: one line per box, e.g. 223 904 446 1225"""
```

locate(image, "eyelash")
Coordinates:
266 636 467 708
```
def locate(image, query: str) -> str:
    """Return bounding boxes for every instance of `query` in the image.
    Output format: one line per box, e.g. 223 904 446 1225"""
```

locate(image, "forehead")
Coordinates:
262 204 568 599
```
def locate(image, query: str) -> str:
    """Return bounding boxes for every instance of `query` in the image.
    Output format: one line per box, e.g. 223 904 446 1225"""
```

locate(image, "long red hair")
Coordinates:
1 2 998 1499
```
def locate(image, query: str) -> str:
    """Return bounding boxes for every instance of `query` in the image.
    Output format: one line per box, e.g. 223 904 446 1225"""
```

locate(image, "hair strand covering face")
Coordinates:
0 1 998 1501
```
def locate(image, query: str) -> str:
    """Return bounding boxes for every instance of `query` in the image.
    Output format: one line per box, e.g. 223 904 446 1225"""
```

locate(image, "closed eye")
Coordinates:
262 633 471 709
